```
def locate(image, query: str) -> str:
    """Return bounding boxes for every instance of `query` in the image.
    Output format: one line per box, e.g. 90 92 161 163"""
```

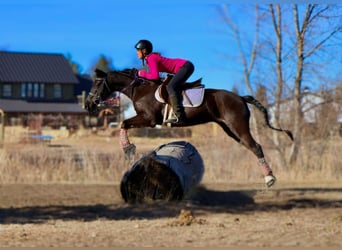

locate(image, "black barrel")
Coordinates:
120 141 204 203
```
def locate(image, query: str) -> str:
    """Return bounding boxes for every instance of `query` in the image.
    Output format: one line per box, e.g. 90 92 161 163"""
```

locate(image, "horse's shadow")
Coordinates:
1 186 341 225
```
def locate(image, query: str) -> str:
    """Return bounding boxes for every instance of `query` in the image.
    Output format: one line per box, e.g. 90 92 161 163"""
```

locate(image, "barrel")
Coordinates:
120 141 204 203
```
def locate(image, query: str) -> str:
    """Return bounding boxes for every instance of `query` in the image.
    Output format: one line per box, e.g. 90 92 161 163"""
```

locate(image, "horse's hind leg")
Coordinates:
219 122 276 187
239 132 276 187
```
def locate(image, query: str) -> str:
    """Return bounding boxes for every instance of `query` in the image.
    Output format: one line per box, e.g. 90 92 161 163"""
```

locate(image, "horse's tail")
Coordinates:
242 95 293 141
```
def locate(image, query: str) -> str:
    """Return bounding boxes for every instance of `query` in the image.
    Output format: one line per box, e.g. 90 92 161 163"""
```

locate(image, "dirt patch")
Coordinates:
0 182 341 247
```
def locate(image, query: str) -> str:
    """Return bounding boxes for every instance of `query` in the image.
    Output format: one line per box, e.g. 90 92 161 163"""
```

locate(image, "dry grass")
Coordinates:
0 124 341 184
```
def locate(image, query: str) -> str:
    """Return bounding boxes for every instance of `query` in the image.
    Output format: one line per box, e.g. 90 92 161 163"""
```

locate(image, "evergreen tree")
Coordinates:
92 54 115 75
231 85 239 95
65 53 83 74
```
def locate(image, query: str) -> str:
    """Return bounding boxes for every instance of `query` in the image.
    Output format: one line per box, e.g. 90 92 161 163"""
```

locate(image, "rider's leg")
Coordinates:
165 92 185 123
165 61 194 124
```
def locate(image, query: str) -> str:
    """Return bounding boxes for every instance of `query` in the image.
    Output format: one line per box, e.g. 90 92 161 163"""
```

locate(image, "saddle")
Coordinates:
154 76 205 108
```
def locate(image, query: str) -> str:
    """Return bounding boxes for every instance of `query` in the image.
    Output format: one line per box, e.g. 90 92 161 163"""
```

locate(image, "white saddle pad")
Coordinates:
155 86 205 107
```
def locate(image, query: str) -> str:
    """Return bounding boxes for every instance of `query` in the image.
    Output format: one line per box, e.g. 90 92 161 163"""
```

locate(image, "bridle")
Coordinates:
88 71 144 109
88 77 112 108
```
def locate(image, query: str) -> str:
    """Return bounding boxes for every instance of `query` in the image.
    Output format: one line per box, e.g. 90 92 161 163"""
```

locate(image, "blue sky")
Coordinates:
1 0 340 94
0 0 252 91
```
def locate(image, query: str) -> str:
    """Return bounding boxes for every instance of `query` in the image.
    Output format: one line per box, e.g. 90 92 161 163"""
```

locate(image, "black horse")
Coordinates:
85 68 293 187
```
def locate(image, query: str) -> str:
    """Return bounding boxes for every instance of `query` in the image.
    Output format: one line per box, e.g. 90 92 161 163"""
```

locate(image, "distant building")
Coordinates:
0 51 95 130
268 90 342 136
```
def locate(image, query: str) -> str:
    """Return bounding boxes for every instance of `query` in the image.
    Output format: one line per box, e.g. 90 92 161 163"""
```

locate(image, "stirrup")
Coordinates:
165 114 179 123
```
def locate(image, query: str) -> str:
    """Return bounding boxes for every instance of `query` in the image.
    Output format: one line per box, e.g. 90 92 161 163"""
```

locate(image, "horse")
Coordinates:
85 68 293 187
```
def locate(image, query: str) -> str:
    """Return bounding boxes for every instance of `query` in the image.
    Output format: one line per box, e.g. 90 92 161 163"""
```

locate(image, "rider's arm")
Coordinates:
138 53 160 80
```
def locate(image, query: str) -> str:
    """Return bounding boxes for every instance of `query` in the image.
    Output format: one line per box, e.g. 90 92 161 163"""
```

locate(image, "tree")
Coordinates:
65 53 83 74
231 85 239 95
218 4 342 167
218 4 262 141
257 4 342 165
288 4 342 163
267 4 289 168
91 54 115 77
255 84 268 133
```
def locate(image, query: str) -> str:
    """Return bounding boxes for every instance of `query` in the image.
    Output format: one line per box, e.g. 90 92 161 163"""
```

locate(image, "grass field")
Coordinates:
1 124 341 184
1 125 341 247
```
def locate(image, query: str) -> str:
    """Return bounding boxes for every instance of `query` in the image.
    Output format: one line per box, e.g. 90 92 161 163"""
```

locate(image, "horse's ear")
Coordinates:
95 68 107 78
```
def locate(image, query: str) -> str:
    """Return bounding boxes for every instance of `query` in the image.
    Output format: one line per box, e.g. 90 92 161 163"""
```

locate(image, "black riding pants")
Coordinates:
166 61 194 96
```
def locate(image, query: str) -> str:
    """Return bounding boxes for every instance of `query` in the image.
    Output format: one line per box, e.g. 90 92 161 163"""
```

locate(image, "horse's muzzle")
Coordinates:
84 102 99 115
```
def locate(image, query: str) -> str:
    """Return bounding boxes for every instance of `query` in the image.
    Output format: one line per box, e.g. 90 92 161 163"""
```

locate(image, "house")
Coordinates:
268 89 342 136
0 51 90 131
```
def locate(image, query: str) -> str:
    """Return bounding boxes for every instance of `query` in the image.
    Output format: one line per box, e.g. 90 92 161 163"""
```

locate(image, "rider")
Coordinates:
134 39 194 124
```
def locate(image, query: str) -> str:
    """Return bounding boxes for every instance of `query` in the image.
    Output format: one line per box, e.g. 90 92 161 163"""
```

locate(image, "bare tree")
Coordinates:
268 4 288 168
288 4 342 163
218 4 342 168
218 4 261 140
258 4 342 165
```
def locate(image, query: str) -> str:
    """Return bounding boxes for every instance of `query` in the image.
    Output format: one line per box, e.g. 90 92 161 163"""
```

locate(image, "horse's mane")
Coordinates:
109 68 134 78
121 68 133 75
117 68 162 85
109 68 136 80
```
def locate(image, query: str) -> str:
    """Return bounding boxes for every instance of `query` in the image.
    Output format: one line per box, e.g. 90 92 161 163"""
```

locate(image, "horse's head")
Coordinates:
85 68 139 114
85 68 113 115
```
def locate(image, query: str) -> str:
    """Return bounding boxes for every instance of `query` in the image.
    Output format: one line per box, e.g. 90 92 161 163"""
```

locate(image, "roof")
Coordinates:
0 99 86 114
0 51 79 84
269 92 342 123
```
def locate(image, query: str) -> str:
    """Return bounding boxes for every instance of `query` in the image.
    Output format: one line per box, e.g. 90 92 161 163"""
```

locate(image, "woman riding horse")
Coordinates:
134 39 194 124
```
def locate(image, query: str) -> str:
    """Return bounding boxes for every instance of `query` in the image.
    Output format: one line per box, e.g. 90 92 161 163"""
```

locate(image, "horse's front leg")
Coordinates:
120 129 136 159
119 114 156 159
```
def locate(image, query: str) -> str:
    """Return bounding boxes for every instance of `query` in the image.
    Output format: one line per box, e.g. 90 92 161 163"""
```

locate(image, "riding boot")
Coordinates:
165 94 185 124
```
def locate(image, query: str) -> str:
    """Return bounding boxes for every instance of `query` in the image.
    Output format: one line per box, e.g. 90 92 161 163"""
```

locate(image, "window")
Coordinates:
33 83 39 98
20 82 45 99
3 84 12 97
21 83 26 98
27 83 32 97
53 84 62 98
39 83 45 98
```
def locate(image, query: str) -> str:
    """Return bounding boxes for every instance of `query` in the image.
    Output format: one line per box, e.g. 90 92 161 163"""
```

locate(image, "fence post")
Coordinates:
0 109 5 146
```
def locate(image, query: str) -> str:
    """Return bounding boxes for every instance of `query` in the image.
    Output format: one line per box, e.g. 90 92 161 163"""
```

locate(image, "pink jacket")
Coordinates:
138 53 187 80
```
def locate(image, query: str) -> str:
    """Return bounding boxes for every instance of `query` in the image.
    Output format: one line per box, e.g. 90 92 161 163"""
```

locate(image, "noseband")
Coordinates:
88 77 112 107
88 72 144 109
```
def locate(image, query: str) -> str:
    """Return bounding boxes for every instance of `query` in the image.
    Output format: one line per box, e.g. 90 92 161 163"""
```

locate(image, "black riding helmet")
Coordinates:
135 39 153 55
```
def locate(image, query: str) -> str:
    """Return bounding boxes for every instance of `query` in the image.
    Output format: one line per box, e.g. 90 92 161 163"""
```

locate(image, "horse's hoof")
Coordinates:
123 144 136 159
265 175 276 188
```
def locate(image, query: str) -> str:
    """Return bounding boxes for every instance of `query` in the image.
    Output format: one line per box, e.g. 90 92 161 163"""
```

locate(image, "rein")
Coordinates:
117 71 145 98
121 76 143 93
90 71 145 108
